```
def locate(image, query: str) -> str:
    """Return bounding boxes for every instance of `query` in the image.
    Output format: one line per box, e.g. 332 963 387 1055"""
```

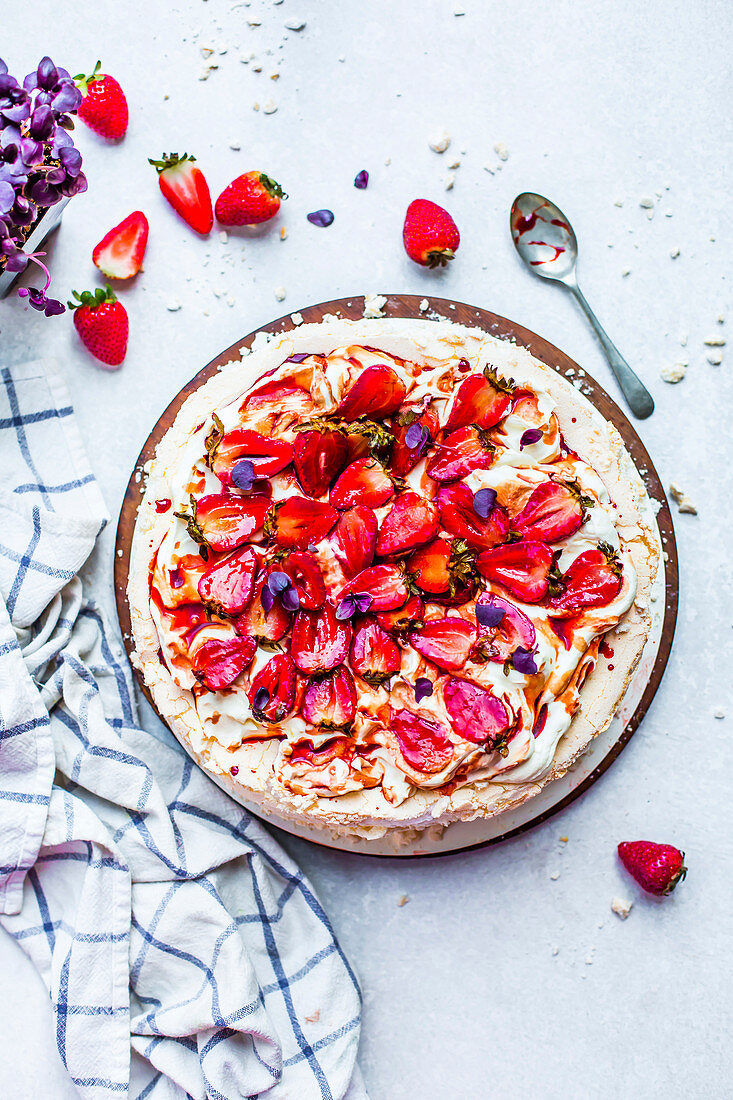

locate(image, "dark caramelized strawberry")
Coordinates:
267 496 338 549
241 378 317 429
290 602 351 674
549 545 622 613
350 619 402 686
426 425 495 482
437 483 509 551
301 667 356 728
375 492 439 557
293 428 349 497
476 541 553 603
330 458 394 510
409 617 477 672
192 634 257 691
329 506 378 578
197 546 258 614
391 709 454 773
248 653 297 723
339 564 409 611
390 405 440 477
234 575 291 642
191 493 271 553
444 372 512 432
376 593 425 634
408 538 452 594
279 551 326 610
290 735 353 765
511 480 585 542
212 429 293 485
443 678 511 748
336 364 406 421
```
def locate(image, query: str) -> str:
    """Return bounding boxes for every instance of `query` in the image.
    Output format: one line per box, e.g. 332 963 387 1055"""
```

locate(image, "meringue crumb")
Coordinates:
218 230 228 243
660 363 687 383
274 287 286 301
714 708 725 719
397 895 410 907
290 312 304 326
240 52 254 64
549 870 560 881
428 129 451 153
679 333 688 346
560 836 568 843
611 897 633 920
252 102 260 111
270 71 280 80
262 100 278 114
305 1009 320 1023
670 247 681 259
613 199 624 207
284 19 306 31
669 482 697 514
639 196 654 209
704 336 726 346
280 227 288 240
166 299 182 312
622 268 631 277
448 159 461 170
707 351 723 365
229 140 241 150
551 946 559 956
198 64 218 81
585 955 594 965
363 293 387 319
419 299 429 312
444 173 455 191
493 141 510 161
717 314 725 324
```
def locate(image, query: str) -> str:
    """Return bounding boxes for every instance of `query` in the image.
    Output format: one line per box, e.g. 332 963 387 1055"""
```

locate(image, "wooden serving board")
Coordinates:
113 294 678 857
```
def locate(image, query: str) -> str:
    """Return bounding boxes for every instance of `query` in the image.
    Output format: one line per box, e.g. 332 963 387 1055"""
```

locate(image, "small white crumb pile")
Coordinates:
669 482 697 515
428 129 451 154
660 363 687 384
363 294 387 319
612 897 633 920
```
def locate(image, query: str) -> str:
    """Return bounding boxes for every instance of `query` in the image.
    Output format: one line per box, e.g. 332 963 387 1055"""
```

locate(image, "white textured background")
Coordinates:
1 1 731 1097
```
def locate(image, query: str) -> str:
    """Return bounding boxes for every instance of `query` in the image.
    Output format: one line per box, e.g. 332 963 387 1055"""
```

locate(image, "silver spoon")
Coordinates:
509 192 654 419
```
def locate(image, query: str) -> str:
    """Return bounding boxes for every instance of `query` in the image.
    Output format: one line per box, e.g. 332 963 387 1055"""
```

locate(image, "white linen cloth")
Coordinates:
0 360 364 1100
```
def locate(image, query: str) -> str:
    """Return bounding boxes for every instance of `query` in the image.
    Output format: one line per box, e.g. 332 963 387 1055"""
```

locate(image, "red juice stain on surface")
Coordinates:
515 210 543 234
155 498 172 513
230 765 239 776
608 663 615 671
457 358 471 373
599 640 615 659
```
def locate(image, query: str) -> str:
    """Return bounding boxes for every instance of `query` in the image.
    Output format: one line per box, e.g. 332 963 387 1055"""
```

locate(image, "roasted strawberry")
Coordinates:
176 493 271 556
444 371 513 432
290 602 351 674
294 428 349 497
426 425 495 482
443 678 511 748
211 429 293 485
329 506 378 578
477 541 553 603
336 365 406 422
330 458 394 510
409 617 477 672
474 593 536 662
290 736 353 766
391 709 454 773
376 492 439 558
301 667 356 728
376 594 424 633
192 635 257 691
350 620 402 686
408 538 451 594
248 653 297 723
390 405 440 477
279 551 326 610
550 544 622 613
197 545 258 614
438 483 509 551
511 480 589 542
339 564 409 612
241 378 317 433
234 575 291 642
267 497 339 549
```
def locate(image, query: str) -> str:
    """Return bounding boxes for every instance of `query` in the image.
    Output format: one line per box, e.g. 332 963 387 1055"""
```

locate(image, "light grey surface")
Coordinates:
1 2 731 1097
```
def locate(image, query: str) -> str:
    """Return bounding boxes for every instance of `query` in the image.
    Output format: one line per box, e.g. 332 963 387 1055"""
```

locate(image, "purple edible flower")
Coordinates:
520 428 543 450
231 458 255 491
336 592 372 620
261 584 275 613
285 352 312 363
354 169 369 189
253 687 270 711
268 571 291 594
263 570 300 612
414 677 433 702
404 422 430 453
307 208 334 227
476 602 505 628
280 586 301 612
472 487 497 519
511 646 538 675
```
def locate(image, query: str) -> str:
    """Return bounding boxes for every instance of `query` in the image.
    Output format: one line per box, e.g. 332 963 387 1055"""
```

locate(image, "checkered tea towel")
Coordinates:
0 360 364 1100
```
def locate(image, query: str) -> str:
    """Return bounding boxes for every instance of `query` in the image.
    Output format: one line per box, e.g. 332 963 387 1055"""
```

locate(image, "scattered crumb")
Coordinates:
622 268 631 277
200 46 214 59
270 71 280 80
444 173 456 191
704 336 726 346
284 19 306 31
274 286 286 301
585 955 594 966
714 708 725 719
252 102 260 111
639 196 654 209
560 836 568 843
453 7 466 14
363 293 387 319
679 333 688 346
707 351 723 365
166 298 182 312
305 1009 321 1023
670 247 680 259
660 363 687 383
551 946 559 956
398 895 410 907
447 159 461 170
218 230 229 244
493 141 509 161
717 314 725 324
262 99 278 114
290 312 304 326
226 296 236 307
428 129 451 154
280 227 288 240
669 482 697 515
419 299 429 312
549 870 560 881
229 139 241 150
614 199 624 207
612 897 633 920
198 64 218 81
240 52 254 64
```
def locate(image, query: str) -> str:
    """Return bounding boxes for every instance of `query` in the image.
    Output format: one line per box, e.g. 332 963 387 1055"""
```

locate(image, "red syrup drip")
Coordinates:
514 210 543 234
528 242 566 265
599 640 615 659
550 218 571 233
155 498 172 513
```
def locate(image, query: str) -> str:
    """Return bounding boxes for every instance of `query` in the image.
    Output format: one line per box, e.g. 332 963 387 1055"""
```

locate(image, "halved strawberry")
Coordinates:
426 425 495 483
290 602 351 674
390 405 440 477
248 653 296 722
301 667 356 728
294 428 349 497
477 541 553 603
511 480 587 542
350 619 402 686
438 483 509 551
443 678 511 748
444 371 512 432
329 506 378 578
391 709 454 774
197 545 258 614
336 365 406 421
474 593 536 662
234 575 291 642
92 211 149 279
241 378 317 433
549 545 622 613
192 634 257 691
279 551 326 610
290 735 353 766
376 594 424 634
267 497 339 549
212 429 293 485
409 617 477 672
330 458 394 510
376 492 439 557
178 493 271 555
339 564 409 611
408 538 451 594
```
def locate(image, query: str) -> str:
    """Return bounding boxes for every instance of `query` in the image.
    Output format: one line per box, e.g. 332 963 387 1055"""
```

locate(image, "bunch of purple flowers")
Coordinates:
0 56 87 315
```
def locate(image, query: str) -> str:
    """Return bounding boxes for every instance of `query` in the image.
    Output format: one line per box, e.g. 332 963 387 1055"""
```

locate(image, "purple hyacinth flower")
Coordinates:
520 428 543 450
307 209 334 227
280 586 300 612
231 459 255 492
260 585 275 613
476 602 505 628
511 647 538 675
335 594 356 621
253 687 271 711
268 571 291 595
404 423 430 452
285 352 312 363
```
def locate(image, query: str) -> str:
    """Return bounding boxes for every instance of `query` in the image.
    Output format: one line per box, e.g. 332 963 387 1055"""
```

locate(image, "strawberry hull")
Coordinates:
445 373 511 432
375 594 424 633
390 406 440 477
550 547 622 613
512 480 584 542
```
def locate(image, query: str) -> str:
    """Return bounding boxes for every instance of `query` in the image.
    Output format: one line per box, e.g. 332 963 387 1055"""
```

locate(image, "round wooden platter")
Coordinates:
114 293 678 858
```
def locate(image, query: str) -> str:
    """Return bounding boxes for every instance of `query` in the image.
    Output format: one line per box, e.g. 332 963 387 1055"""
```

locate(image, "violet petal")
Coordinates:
473 487 497 519
354 169 369 189
307 208 334 227
285 352 312 363
281 586 300 612
512 646 538 675
260 585 275 613
231 458 255 491
405 423 429 451
253 687 270 711
353 592 373 613
414 677 433 703
268 571 291 595
476 602 505 628
335 595 356 621
520 428 543 450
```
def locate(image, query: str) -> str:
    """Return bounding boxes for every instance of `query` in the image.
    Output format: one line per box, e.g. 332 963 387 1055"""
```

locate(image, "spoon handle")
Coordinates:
569 284 654 419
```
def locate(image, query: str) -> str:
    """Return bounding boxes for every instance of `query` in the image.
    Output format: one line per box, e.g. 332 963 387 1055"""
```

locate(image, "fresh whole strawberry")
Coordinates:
617 841 687 896
391 405 440 477
267 496 339 549
329 506 378 578
279 551 326 610
426 425 495 482
376 594 424 634
376 492 439 557
438 483 509 551
445 369 514 432
512 480 588 542
550 544 622 614
197 546 258 614
301 667 356 728
330 458 395 510
294 428 349 497
391 709 454 774
192 634 257 691
74 61 128 140
290 602 351 675
212 429 294 485
177 493 271 555
69 286 129 368
336 365 407 421
93 211 148 279
476 541 553 603
443 678 511 748
215 171 287 226
350 619 402 686
339 564 409 612
403 199 460 267
248 653 297 723
149 152 213 235
234 575 291 642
